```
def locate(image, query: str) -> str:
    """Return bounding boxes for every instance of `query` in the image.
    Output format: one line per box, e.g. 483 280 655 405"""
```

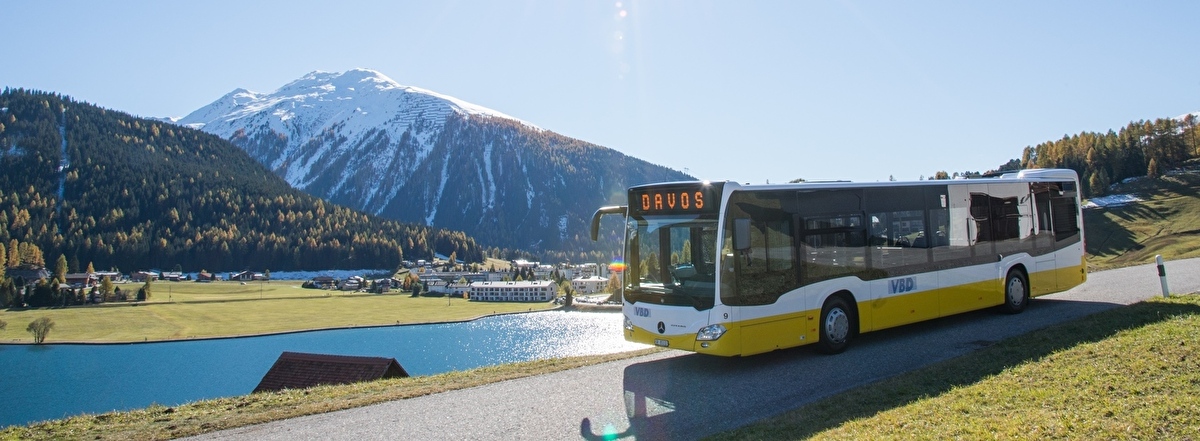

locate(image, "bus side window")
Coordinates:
726 190 800 306
1051 182 1080 242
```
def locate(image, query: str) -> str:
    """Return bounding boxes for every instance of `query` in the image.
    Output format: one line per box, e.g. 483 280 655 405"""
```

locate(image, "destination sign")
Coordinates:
629 182 722 216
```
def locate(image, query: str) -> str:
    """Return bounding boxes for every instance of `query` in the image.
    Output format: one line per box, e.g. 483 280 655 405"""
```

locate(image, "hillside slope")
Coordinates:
0 88 483 273
1084 162 1200 270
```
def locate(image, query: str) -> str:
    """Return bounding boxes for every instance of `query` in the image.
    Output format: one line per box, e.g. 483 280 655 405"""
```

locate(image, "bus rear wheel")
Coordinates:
1001 269 1029 314
817 296 853 354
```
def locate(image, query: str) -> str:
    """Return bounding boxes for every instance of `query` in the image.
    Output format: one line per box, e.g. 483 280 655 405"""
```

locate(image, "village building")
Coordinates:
94 271 122 282
339 276 365 291
468 280 556 302
5 264 50 285
576 263 600 278
64 273 99 288
309 276 337 289
131 271 159 282
571 276 609 295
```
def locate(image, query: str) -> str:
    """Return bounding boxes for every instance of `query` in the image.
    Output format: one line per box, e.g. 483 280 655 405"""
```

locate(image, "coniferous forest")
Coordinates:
941 115 1200 198
0 89 483 274
1019 116 1200 197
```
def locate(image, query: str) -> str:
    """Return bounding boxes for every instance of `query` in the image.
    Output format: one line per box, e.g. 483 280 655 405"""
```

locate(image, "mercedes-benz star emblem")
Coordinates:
657 322 665 334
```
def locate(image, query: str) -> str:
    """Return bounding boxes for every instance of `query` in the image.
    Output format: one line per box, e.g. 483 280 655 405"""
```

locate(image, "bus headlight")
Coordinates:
624 316 634 331
696 324 727 341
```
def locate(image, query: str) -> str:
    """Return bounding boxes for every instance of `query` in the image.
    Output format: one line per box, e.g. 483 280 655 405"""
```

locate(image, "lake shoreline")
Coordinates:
0 303 621 346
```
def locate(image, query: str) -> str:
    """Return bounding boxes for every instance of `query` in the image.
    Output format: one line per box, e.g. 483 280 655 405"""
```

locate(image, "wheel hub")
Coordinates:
825 308 849 343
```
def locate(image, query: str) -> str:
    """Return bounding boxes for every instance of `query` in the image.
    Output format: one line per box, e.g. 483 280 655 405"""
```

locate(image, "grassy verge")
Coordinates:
0 283 555 343
0 347 663 440
713 294 1200 440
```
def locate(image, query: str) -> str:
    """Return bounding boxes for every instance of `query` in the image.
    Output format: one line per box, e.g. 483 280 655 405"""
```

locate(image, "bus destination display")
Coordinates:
629 183 721 216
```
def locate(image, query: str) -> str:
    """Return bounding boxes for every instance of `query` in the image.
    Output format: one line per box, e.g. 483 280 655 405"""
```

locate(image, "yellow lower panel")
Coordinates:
739 313 812 356
1030 261 1087 298
1049 262 1087 295
626 325 696 352
871 288 941 330
938 278 1003 317
1029 268 1057 296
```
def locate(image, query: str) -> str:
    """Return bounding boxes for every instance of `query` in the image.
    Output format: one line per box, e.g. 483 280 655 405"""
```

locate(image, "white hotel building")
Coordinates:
468 280 557 302
571 276 609 295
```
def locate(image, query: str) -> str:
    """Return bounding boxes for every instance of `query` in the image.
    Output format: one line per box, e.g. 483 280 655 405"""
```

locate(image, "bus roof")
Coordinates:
637 168 1078 193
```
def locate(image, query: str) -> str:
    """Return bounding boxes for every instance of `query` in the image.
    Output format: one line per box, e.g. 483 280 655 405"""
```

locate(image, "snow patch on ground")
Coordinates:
426 157 452 225
1083 194 1142 209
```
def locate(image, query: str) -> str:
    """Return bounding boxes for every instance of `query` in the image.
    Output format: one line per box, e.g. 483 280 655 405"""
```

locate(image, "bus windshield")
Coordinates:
624 215 719 310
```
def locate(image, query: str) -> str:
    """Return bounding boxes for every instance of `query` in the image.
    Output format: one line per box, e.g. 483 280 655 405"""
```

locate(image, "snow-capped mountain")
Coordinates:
177 69 691 254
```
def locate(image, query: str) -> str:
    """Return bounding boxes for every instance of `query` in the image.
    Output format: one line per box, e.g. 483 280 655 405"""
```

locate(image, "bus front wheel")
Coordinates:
817 296 853 354
1001 269 1029 314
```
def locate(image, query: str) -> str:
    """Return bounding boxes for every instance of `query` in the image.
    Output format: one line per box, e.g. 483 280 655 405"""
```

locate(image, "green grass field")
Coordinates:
0 281 554 343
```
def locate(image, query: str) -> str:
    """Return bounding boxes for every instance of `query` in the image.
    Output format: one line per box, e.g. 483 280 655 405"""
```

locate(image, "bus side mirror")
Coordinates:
734 218 751 251
590 206 628 241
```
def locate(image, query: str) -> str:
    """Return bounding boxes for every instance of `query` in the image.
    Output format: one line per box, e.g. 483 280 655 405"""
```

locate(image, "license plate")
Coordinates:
654 339 669 347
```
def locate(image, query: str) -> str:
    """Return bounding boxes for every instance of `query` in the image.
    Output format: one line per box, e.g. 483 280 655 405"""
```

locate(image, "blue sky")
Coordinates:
3 1 1197 184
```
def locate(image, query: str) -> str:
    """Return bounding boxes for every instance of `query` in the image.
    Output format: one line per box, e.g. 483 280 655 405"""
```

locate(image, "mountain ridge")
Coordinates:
178 69 692 258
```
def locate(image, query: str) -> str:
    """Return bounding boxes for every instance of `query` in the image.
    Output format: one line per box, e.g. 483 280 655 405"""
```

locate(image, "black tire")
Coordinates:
1000 269 1029 314
816 296 853 354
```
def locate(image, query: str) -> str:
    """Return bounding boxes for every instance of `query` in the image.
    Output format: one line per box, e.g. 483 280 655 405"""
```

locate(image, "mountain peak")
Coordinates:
177 68 537 138
281 69 400 96
176 69 691 256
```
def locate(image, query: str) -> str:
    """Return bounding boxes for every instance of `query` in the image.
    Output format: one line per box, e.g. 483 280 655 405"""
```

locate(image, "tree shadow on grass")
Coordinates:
1083 207 1140 258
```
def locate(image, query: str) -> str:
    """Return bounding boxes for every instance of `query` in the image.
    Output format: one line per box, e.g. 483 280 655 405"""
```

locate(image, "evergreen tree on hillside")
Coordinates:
5 239 16 268
0 89 485 272
54 254 67 284
1018 116 1200 198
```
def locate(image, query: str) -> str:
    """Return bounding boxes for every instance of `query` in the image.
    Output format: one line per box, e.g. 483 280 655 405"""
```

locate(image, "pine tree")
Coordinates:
54 254 67 284
606 273 621 296
6 239 18 268
100 276 114 298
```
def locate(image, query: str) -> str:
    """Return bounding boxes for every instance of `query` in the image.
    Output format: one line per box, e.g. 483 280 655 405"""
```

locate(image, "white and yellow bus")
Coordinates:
591 169 1085 356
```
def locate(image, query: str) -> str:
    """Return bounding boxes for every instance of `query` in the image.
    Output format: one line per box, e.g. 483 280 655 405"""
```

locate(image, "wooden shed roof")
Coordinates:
253 351 409 393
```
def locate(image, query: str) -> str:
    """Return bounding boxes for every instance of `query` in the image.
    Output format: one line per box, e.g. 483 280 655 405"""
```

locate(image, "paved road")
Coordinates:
187 258 1200 440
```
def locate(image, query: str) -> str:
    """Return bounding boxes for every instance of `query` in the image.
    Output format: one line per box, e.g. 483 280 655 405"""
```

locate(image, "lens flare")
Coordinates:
608 259 627 273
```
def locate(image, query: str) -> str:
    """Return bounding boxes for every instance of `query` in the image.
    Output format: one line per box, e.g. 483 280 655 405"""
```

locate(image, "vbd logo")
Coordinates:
889 277 916 294
635 306 651 317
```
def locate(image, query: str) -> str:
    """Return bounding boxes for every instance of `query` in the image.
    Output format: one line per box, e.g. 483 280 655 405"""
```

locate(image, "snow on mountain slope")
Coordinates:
184 69 535 137
175 68 691 253
178 69 538 200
